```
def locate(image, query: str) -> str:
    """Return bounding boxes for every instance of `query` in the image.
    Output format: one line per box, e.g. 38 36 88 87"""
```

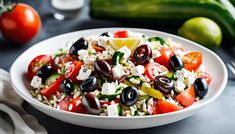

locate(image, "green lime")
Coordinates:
178 17 222 49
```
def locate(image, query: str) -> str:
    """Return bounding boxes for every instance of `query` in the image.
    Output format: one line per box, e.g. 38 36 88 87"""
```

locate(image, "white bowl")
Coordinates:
10 28 228 129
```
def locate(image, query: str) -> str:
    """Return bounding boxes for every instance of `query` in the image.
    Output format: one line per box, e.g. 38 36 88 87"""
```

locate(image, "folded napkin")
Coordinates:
0 69 47 134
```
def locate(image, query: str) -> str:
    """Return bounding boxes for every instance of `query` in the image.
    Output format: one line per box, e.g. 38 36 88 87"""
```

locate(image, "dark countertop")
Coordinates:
1 0 235 134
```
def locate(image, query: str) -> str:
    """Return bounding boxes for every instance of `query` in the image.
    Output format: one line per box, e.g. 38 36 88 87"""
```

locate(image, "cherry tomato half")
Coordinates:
183 52 202 71
27 55 54 80
114 30 128 38
176 86 195 107
0 3 41 45
157 100 183 113
65 61 83 84
144 63 168 81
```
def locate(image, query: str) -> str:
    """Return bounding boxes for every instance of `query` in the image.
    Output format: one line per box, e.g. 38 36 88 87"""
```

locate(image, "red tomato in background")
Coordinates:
0 3 41 45
114 30 128 38
157 100 183 113
183 52 202 71
176 86 195 107
27 55 54 80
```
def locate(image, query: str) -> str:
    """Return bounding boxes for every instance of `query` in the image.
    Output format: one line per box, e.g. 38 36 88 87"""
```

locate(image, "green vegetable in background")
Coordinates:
178 17 222 48
90 0 235 40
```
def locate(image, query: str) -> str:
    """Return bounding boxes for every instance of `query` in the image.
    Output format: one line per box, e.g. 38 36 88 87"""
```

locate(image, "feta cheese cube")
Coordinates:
101 83 116 95
107 104 119 117
76 66 92 80
112 64 125 78
175 80 186 93
185 73 196 85
131 65 145 76
98 36 109 47
152 50 161 59
117 46 131 61
30 76 42 89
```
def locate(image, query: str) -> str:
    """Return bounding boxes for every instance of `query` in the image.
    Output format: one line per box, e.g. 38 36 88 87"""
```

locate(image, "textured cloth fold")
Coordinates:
0 69 47 134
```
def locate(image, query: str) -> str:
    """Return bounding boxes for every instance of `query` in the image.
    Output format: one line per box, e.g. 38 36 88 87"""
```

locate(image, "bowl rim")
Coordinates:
10 27 228 119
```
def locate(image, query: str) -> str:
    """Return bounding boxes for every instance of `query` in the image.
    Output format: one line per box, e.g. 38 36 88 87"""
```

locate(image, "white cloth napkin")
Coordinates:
0 69 47 134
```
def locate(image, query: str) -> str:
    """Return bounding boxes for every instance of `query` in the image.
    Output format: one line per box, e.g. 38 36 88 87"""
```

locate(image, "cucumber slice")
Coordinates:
117 103 122 116
45 74 60 85
100 93 120 101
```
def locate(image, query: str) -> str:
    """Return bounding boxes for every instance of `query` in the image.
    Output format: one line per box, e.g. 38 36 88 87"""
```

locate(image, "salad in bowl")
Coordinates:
28 30 211 117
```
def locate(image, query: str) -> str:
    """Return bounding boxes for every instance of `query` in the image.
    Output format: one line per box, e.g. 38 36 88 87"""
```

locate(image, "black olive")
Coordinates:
154 76 174 95
94 59 111 78
133 44 152 65
82 93 101 115
69 37 88 55
60 78 74 94
169 54 184 71
120 86 140 106
194 78 208 98
100 32 110 37
37 65 53 80
80 76 98 92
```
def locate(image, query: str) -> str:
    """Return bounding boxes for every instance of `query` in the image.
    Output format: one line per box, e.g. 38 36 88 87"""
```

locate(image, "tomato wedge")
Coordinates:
27 55 54 80
157 100 183 113
183 52 202 71
197 72 212 85
40 76 64 98
176 86 195 107
65 61 83 84
154 48 173 68
152 99 161 115
68 97 87 113
114 30 128 38
92 44 105 53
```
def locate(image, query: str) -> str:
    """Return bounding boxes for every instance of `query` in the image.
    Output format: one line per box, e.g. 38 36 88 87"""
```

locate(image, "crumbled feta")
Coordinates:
84 55 96 65
185 73 196 86
107 104 119 117
98 36 109 47
117 46 131 61
131 65 145 76
175 80 186 93
77 50 89 61
174 68 196 86
152 50 161 59
99 46 114 59
30 76 42 89
128 31 143 38
166 97 179 105
112 64 126 78
76 66 92 80
174 49 184 58
101 82 116 95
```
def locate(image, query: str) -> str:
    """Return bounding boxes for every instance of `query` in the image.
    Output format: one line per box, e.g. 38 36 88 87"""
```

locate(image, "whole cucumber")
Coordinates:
90 0 235 40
